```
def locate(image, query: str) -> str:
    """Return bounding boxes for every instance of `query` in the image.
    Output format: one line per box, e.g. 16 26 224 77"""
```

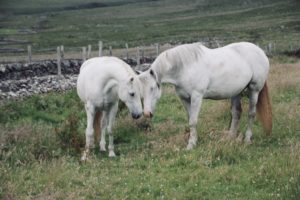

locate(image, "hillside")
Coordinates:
0 0 299 54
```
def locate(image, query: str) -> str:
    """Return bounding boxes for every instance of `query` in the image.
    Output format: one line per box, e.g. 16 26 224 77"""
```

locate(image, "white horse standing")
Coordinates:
77 57 143 160
139 42 272 149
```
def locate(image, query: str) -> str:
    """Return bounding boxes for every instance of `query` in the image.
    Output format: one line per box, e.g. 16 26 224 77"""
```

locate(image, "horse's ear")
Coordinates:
150 69 154 76
149 69 160 85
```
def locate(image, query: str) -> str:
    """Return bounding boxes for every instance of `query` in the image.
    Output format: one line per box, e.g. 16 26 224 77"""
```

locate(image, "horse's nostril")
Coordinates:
144 111 153 118
132 113 141 119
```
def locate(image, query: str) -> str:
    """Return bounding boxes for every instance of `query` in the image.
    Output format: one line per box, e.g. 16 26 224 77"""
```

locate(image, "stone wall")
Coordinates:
0 58 153 100
0 59 82 81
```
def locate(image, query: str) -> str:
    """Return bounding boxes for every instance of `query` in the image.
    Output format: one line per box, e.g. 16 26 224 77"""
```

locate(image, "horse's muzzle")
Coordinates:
144 111 153 118
132 113 142 119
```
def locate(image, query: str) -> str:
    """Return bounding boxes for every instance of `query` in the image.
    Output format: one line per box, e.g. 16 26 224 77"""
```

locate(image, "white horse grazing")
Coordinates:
139 42 272 149
77 57 143 160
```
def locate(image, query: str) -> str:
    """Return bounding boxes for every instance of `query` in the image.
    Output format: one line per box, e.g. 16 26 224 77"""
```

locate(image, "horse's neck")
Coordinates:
113 66 133 84
152 57 178 85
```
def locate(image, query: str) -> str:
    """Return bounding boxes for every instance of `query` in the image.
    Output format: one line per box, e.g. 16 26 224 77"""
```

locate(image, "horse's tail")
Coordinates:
256 82 272 135
93 111 102 143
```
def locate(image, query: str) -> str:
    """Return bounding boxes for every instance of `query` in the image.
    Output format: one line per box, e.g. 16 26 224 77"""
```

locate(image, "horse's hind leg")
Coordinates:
228 95 242 139
81 102 96 161
99 111 108 151
107 101 119 157
245 90 259 143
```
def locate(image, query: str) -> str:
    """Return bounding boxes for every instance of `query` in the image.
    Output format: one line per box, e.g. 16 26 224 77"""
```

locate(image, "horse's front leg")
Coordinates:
81 102 96 161
187 93 203 150
107 102 118 157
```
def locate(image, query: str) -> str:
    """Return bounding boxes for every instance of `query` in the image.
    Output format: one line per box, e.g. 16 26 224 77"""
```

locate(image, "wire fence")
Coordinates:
0 39 299 64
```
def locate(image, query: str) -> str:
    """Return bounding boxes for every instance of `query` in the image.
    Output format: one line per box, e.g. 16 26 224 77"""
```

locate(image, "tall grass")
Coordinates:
0 59 300 199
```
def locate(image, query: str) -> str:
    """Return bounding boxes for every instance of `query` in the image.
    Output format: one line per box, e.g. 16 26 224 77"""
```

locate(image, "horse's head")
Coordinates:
118 77 143 119
139 69 162 118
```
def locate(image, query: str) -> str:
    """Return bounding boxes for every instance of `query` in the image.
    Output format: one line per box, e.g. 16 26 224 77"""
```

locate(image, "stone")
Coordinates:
0 64 6 73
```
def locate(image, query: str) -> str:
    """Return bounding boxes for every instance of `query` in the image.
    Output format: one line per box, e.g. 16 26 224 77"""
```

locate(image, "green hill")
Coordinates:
0 0 299 52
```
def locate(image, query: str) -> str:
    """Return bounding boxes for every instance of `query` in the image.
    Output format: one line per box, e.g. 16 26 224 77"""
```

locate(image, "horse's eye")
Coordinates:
130 92 135 97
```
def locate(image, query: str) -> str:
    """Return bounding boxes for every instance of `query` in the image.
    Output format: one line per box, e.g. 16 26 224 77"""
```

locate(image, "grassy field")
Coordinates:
0 0 300 55
0 57 300 199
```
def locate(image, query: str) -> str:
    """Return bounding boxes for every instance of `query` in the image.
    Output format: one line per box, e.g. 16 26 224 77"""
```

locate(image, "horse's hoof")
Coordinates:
236 133 244 143
100 145 106 152
80 154 88 162
80 148 90 162
109 151 116 157
186 143 195 150
244 138 253 145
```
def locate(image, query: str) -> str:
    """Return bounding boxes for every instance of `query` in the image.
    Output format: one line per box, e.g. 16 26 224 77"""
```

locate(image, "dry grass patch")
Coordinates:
269 60 300 90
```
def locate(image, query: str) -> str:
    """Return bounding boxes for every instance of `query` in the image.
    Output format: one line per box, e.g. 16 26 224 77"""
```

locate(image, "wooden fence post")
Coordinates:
268 43 272 54
109 46 112 56
99 41 103 57
215 40 220 48
82 47 87 61
57 46 62 77
60 45 64 60
137 47 140 66
27 45 32 64
141 46 144 62
87 44 92 58
125 43 129 60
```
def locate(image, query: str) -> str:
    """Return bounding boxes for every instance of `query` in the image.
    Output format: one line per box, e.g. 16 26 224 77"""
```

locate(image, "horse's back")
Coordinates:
225 42 269 72
202 42 269 99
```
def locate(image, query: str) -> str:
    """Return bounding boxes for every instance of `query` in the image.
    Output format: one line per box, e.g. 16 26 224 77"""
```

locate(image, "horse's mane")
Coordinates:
121 60 137 78
153 43 205 72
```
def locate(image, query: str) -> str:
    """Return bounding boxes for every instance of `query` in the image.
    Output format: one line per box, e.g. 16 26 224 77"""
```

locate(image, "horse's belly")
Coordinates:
204 77 251 99
204 87 244 99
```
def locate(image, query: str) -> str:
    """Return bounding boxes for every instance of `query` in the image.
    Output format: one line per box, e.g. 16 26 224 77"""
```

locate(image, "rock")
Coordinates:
0 84 10 92
8 91 17 97
0 64 6 73
134 63 151 72
14 63 22 71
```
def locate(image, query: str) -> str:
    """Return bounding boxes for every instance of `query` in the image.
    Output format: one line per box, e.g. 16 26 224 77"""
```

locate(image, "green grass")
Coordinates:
1 60 300 199
0 0 299 54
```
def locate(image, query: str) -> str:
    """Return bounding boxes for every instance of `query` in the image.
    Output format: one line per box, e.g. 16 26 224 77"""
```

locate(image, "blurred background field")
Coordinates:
0 0 299 62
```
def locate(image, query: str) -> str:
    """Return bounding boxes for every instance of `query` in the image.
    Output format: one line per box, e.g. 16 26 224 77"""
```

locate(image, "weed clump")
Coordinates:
55 112 85 155
0 123 61 167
